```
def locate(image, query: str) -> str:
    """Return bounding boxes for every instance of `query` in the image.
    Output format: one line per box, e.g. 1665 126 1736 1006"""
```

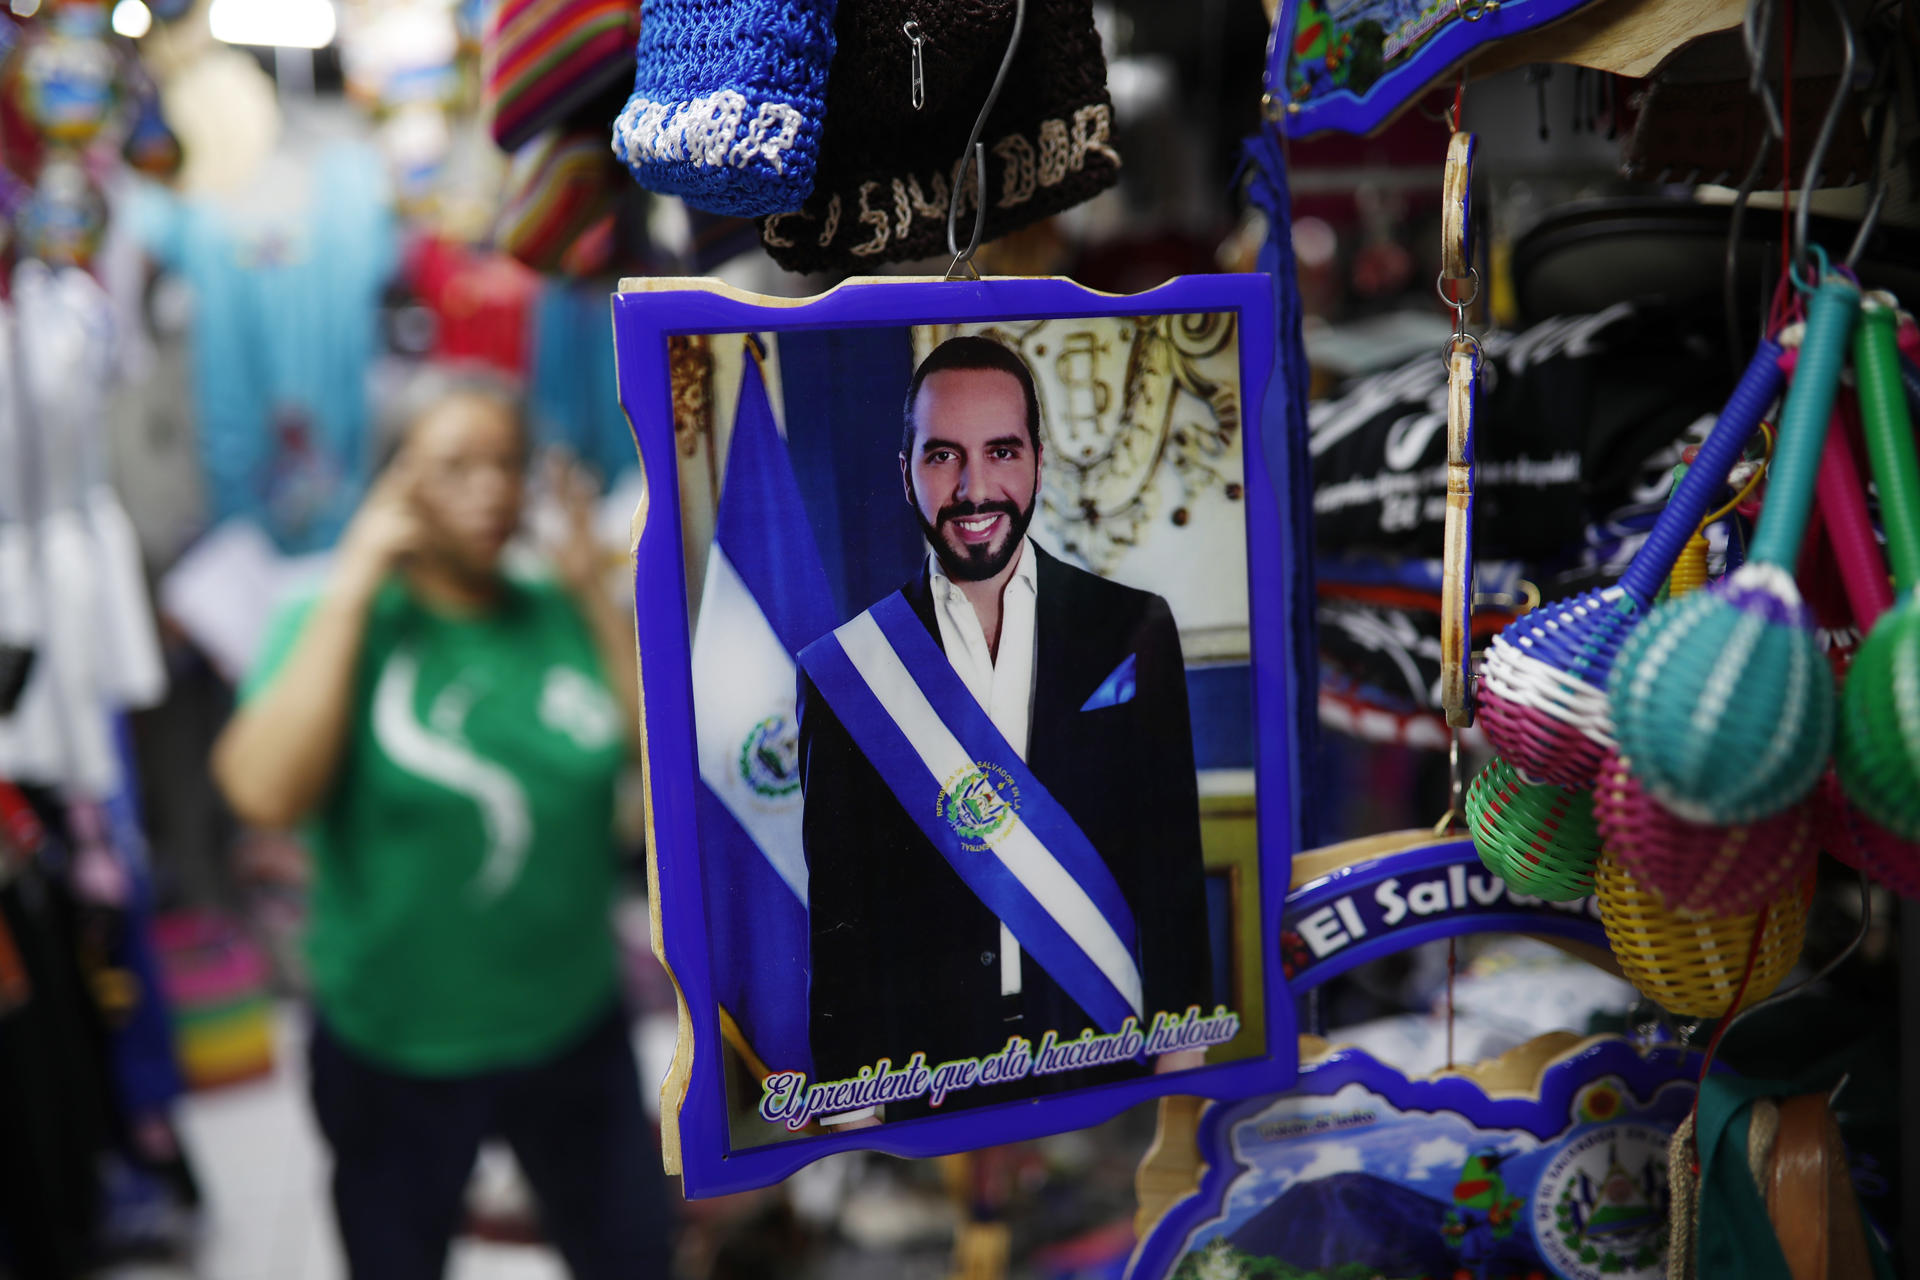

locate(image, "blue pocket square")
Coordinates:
1080 654 1137 711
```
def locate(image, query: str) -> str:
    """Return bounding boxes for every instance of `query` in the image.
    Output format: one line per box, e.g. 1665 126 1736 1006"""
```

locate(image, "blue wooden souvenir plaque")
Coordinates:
1129 1032 1703 1280
1267 0 1602 139
612 274 1309 1197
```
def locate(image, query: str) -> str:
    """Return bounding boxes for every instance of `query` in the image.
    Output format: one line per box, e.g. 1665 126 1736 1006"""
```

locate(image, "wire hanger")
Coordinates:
946 0 1028 281
1789 0 1858 283
1725 0 1786 368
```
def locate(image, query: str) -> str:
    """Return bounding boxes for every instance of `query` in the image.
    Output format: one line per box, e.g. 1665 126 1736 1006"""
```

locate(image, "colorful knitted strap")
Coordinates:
1811 398 1893 626
1750 274 1862 569
1617 338 1785 606
1853 297 1920 591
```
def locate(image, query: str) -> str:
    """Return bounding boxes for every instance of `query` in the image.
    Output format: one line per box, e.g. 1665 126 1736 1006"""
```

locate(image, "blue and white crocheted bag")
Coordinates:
611 0 836 217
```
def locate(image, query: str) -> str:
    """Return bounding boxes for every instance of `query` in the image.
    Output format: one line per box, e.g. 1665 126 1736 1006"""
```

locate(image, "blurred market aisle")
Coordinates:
100 1005 572 1280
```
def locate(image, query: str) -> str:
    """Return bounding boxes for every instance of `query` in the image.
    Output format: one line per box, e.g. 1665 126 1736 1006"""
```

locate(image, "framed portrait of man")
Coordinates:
613 274 1309 1197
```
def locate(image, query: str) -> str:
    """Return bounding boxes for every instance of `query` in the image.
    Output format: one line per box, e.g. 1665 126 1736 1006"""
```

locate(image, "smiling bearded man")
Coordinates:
795 335 1212 1125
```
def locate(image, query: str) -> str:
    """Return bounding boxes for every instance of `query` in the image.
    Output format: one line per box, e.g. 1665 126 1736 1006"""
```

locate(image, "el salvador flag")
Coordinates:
689 345 838 1077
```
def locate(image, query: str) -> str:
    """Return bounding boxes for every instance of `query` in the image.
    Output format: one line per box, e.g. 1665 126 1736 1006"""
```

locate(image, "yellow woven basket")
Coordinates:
1594 850 1807 1019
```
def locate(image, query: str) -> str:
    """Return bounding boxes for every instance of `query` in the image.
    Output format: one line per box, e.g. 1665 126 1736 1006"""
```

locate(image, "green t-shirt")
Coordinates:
245 574 629 1075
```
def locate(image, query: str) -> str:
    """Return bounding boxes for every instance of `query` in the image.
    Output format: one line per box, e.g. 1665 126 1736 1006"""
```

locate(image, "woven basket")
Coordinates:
1593 749 1818 917
1465 754 1602 901
1595 850 1807 1020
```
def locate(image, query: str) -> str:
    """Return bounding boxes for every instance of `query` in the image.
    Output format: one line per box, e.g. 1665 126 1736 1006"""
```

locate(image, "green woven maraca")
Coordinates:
1835 295 1920 837
1465 754 1603 902
1611 266 1859 823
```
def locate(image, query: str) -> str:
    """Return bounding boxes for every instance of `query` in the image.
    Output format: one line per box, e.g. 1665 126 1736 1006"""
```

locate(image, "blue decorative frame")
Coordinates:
1281 837 1611 992
1266 0 1599 139
612 274 1305 1198
1128 1034 1702 1279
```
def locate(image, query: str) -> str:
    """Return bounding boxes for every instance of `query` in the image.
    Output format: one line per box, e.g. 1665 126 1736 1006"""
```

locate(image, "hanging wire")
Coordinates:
946 0 1028 280
1726 0 1789 372
1683 868 1874 1174
1841 80 1894 271
1724 135 1777 373
1789 0 1858 280
1717 870 1875 1054
1742 0 1786 140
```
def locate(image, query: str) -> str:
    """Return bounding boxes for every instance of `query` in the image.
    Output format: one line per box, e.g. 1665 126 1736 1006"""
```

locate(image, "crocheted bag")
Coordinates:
611 0 838 218
485 0 641 152
756 0 1121 272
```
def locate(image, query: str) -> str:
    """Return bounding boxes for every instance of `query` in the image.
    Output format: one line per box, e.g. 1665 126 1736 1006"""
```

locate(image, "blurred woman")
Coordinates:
212 383 668 1280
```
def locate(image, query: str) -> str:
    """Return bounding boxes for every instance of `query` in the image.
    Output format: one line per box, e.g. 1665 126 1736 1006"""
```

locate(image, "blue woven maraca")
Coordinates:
1610 268 1860 823
1478 337 1786 788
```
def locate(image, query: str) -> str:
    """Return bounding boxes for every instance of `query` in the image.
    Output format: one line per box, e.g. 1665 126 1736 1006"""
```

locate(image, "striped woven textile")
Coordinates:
496 127 623 274
484 0 639 152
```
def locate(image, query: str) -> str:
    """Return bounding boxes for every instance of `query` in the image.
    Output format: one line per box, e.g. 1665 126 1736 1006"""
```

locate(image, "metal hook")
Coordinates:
946 0 1028 280
1791 0 1859 278
1718 869 1873 1049
1724 134 1774 367
1842 74 1894 270
1741 0 1785 142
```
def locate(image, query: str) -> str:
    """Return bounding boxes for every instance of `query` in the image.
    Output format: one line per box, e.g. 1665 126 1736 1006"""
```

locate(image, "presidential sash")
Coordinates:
798 592 1144 1035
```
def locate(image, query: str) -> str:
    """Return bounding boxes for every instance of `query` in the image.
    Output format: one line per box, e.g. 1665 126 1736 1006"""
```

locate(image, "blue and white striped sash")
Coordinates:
798 592 1144 1034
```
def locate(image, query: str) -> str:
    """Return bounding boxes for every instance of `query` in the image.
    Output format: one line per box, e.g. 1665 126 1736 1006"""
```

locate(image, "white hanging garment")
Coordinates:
9 263 120 795
0 298 63 785
54 266 168 710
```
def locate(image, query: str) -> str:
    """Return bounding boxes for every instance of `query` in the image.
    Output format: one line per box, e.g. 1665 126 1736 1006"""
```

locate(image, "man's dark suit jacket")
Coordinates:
797 543 1211 1117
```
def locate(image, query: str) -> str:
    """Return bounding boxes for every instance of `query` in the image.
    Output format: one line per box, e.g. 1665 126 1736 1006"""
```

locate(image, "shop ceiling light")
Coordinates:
208 0 337 49
111 0 152 38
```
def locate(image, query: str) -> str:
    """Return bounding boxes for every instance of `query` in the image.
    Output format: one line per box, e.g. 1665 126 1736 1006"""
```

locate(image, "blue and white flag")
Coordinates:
689 348 838 1076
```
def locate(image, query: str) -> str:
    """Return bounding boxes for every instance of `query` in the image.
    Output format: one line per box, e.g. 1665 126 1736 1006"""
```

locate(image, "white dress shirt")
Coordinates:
928 536 1039 996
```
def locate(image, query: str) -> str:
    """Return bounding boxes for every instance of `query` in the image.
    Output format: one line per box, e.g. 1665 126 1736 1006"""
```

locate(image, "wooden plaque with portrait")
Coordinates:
612 274 1310 1197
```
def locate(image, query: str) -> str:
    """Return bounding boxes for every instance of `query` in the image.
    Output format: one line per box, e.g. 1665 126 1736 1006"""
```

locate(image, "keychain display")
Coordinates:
13 25 117 147
1437 127 1477 729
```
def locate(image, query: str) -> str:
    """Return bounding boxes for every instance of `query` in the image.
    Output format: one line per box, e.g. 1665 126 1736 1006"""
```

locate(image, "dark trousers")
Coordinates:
309 1007 672 1280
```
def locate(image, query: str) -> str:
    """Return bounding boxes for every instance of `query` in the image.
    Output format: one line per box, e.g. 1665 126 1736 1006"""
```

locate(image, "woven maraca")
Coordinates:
1464 755 1602 901
1478 338 1786 788
1611 270 1861 823
1594 850 1807 1020
1835 295 1920 839
1594 749 1817 917
1594 468 1820 916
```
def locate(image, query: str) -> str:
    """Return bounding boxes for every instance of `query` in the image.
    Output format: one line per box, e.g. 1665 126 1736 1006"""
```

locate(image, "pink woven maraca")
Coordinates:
1479 338 1787 788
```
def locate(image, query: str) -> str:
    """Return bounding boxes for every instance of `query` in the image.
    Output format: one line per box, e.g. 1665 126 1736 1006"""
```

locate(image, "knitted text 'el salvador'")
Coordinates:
611 0 837 218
